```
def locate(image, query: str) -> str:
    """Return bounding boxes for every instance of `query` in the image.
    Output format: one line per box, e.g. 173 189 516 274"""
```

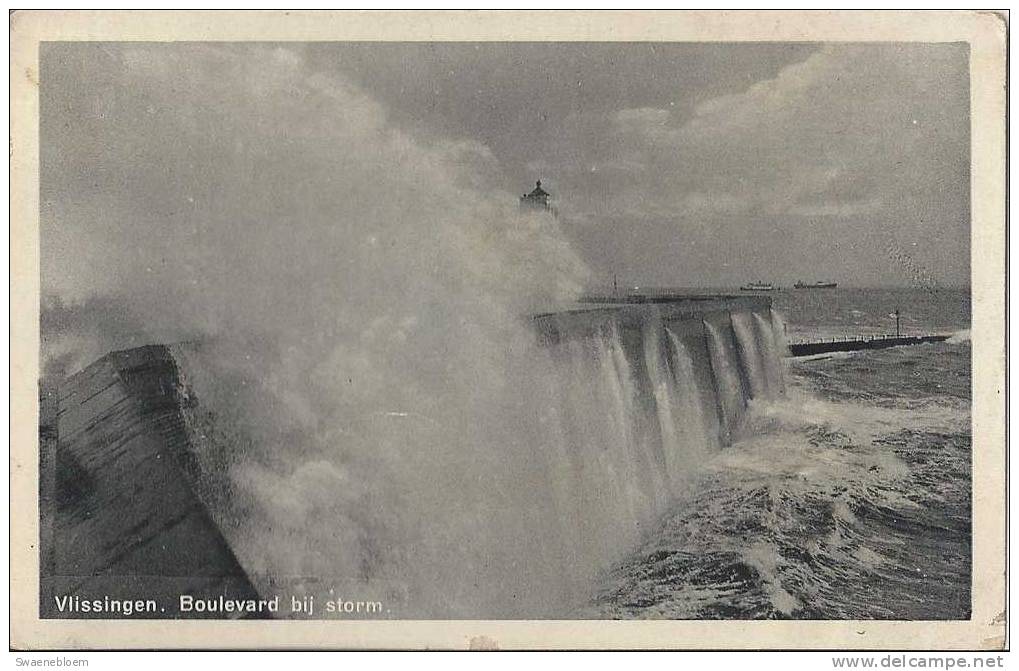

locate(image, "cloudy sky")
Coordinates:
42 41 970 298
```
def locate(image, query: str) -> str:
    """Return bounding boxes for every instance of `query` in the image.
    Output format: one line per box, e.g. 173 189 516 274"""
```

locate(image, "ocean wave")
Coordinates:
589 349 971 620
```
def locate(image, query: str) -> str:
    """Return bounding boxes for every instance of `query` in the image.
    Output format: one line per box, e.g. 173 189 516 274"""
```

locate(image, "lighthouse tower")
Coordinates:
519 180 553 214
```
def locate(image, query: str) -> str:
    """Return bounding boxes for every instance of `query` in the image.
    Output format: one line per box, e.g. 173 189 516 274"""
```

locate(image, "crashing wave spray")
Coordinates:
529 308 786 613
46 44 792 619
176 303 789 618
537 322 679 597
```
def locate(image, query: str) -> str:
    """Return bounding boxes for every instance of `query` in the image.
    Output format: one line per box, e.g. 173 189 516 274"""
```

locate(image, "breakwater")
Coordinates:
788 333 950 357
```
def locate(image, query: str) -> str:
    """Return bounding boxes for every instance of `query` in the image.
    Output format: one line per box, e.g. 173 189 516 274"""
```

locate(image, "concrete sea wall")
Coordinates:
40 346 259 618
40 295 783 617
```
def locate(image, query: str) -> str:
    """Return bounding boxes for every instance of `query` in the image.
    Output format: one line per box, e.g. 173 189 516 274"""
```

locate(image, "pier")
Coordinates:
787 333 951 357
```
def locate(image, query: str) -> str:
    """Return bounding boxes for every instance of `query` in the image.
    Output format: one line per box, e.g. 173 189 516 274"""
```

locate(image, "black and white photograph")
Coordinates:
10 9 1007 652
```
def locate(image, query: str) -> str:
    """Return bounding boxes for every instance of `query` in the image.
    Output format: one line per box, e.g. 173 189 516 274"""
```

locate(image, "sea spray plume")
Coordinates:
40 294 153 381
43 43 796 618
44 43 599 616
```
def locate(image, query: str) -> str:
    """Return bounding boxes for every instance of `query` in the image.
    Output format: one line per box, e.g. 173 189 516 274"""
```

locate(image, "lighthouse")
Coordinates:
519 180 553 213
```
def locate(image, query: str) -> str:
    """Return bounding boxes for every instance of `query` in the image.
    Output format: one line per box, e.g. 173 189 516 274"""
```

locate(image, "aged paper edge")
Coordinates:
9 10 1007 651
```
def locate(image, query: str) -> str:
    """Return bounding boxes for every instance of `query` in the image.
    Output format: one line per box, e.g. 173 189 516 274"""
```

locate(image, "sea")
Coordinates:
584 287 972 620
41 282 973 620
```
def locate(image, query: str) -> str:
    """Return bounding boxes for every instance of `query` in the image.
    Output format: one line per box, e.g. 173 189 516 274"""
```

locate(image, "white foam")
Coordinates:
947 329 971 344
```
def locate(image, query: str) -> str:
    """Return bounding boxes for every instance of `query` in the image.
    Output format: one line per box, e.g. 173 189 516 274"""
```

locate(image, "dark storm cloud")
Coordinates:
309 42 970 288
42 42 969 294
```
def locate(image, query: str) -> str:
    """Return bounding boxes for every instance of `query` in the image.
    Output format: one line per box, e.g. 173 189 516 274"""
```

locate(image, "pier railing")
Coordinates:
788 332 946 346
787 333 951 357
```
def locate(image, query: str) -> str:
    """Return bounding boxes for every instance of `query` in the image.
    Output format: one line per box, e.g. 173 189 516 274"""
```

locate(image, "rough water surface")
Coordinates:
586 289 970 620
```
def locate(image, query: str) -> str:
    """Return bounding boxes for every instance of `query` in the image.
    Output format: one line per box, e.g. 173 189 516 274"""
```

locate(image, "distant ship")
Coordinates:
740 282 774 291
793 280 838 289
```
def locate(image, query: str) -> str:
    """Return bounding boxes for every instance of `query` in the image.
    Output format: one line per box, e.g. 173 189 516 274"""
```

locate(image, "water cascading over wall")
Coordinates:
534 295 785 452
42 295 786 618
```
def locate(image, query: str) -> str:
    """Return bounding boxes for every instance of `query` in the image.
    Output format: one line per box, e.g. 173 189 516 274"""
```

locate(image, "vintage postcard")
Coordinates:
9 10 1007 651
